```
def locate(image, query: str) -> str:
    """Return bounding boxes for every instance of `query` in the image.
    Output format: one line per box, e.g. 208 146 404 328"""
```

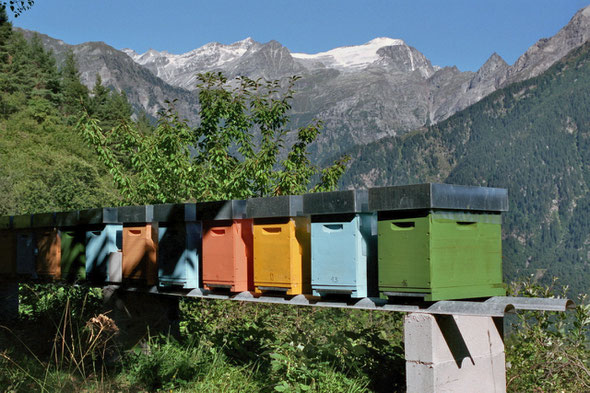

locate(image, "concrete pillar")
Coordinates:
404 313 506 393
102 286 180 349
0 282 19 321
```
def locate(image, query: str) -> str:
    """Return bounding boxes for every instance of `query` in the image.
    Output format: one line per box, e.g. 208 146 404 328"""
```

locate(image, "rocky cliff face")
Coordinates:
507 5 590 83
16 5 590 160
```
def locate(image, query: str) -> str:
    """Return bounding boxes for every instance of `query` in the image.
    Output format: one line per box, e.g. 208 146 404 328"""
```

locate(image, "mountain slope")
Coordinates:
16 28 200 124
339 41 590 295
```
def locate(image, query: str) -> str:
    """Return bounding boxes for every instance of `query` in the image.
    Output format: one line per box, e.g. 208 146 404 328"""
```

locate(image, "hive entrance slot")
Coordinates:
391 222 415 230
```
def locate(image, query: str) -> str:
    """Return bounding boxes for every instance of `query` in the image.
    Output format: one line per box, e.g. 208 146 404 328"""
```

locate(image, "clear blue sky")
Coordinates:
12 0 590 71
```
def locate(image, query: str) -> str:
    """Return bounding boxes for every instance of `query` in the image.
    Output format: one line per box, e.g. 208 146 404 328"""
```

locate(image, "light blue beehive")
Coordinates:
81 208 122 283
303 190 377 298
155 204 201 289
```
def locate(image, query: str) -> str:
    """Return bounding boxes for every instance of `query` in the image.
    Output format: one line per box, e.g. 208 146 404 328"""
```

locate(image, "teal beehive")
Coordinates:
13 214 37 279
155 204 201 289
82 208 122 283
303 190 377 298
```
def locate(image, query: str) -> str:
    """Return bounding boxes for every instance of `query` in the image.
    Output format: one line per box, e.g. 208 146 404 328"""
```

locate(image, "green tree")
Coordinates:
0 5 11 61
78 72 349 204
61 50 88 117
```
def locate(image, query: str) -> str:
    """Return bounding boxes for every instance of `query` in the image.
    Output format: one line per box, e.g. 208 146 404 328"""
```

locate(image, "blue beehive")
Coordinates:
303 190 377 298
81 208 122 283
155 204 200 289
12 214 37 279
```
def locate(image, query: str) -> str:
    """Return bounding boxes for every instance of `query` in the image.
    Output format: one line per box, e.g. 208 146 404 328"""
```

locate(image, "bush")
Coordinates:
505 277 590 392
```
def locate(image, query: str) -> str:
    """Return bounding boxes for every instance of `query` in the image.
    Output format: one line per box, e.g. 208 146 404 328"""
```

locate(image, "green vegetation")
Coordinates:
340 40 590 297
1 284 406 392
0 10 122 215
78 72 348 204
506 277 590 392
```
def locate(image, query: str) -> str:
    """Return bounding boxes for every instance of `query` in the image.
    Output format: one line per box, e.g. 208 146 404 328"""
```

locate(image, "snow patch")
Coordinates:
128 38 257 74
292 37 406 70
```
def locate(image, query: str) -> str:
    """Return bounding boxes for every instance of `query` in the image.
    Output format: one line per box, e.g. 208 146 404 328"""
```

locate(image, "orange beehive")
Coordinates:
122 224 158 285
32 213 61 280
202 219 253 292
35 228 61 280
119 205 158 286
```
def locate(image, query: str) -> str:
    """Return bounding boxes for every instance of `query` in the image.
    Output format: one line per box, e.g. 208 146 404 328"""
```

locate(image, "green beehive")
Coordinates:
57 211 86 282
370 183 508 301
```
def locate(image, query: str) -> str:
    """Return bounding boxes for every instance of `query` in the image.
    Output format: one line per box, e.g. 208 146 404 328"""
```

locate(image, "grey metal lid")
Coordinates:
79 207 119 225
31 212 57 228
56 210 80 227
246 195 304 219
368 183 508 212
153 203 196 222
118 205 154 223
0 216 12 230
303 189 369 215
196 200 247 221
12 214 32 229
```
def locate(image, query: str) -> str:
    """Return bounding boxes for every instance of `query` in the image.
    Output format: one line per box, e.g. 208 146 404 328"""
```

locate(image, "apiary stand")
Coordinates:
405 313 506 393
101 286 574 392
0 282 18 321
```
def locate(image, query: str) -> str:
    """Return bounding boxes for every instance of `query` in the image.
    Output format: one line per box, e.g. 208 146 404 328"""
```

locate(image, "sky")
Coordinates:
12 0 590 72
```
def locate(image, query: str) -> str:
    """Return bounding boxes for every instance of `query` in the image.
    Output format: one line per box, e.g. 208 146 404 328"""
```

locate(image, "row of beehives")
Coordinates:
0 184 509 301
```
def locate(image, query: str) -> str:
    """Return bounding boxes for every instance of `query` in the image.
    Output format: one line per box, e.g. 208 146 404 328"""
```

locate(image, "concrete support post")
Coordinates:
102 286 180 348
0 282 19 321
404 313 506 393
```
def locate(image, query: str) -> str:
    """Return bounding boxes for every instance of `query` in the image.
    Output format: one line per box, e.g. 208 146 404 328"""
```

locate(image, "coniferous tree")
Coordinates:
61 50 88 117
90 74 108 115
0 5 12 115
0 5 11 63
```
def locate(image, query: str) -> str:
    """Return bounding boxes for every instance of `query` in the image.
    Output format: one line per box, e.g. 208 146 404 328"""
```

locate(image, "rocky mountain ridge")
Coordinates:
15 5 590 161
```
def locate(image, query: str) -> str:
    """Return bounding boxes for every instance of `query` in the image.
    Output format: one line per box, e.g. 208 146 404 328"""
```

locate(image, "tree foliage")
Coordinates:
0 1 34 18
0 14 123 214
506 277 590 392
78 72 349 204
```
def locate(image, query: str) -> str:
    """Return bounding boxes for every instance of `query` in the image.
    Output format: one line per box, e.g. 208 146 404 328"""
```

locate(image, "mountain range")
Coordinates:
16 5 590 161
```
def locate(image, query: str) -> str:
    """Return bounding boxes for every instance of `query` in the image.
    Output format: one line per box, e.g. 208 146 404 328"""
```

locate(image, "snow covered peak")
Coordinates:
292 37 406 70
367 37 406 46
121 48 138 58
121 38 261 89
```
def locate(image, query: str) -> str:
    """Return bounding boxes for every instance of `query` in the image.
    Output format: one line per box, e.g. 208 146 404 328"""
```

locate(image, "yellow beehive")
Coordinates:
253 217 310 295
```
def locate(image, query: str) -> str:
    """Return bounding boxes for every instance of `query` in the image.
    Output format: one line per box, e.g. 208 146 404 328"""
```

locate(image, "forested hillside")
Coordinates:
0 13 125 215
339 41 590 296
